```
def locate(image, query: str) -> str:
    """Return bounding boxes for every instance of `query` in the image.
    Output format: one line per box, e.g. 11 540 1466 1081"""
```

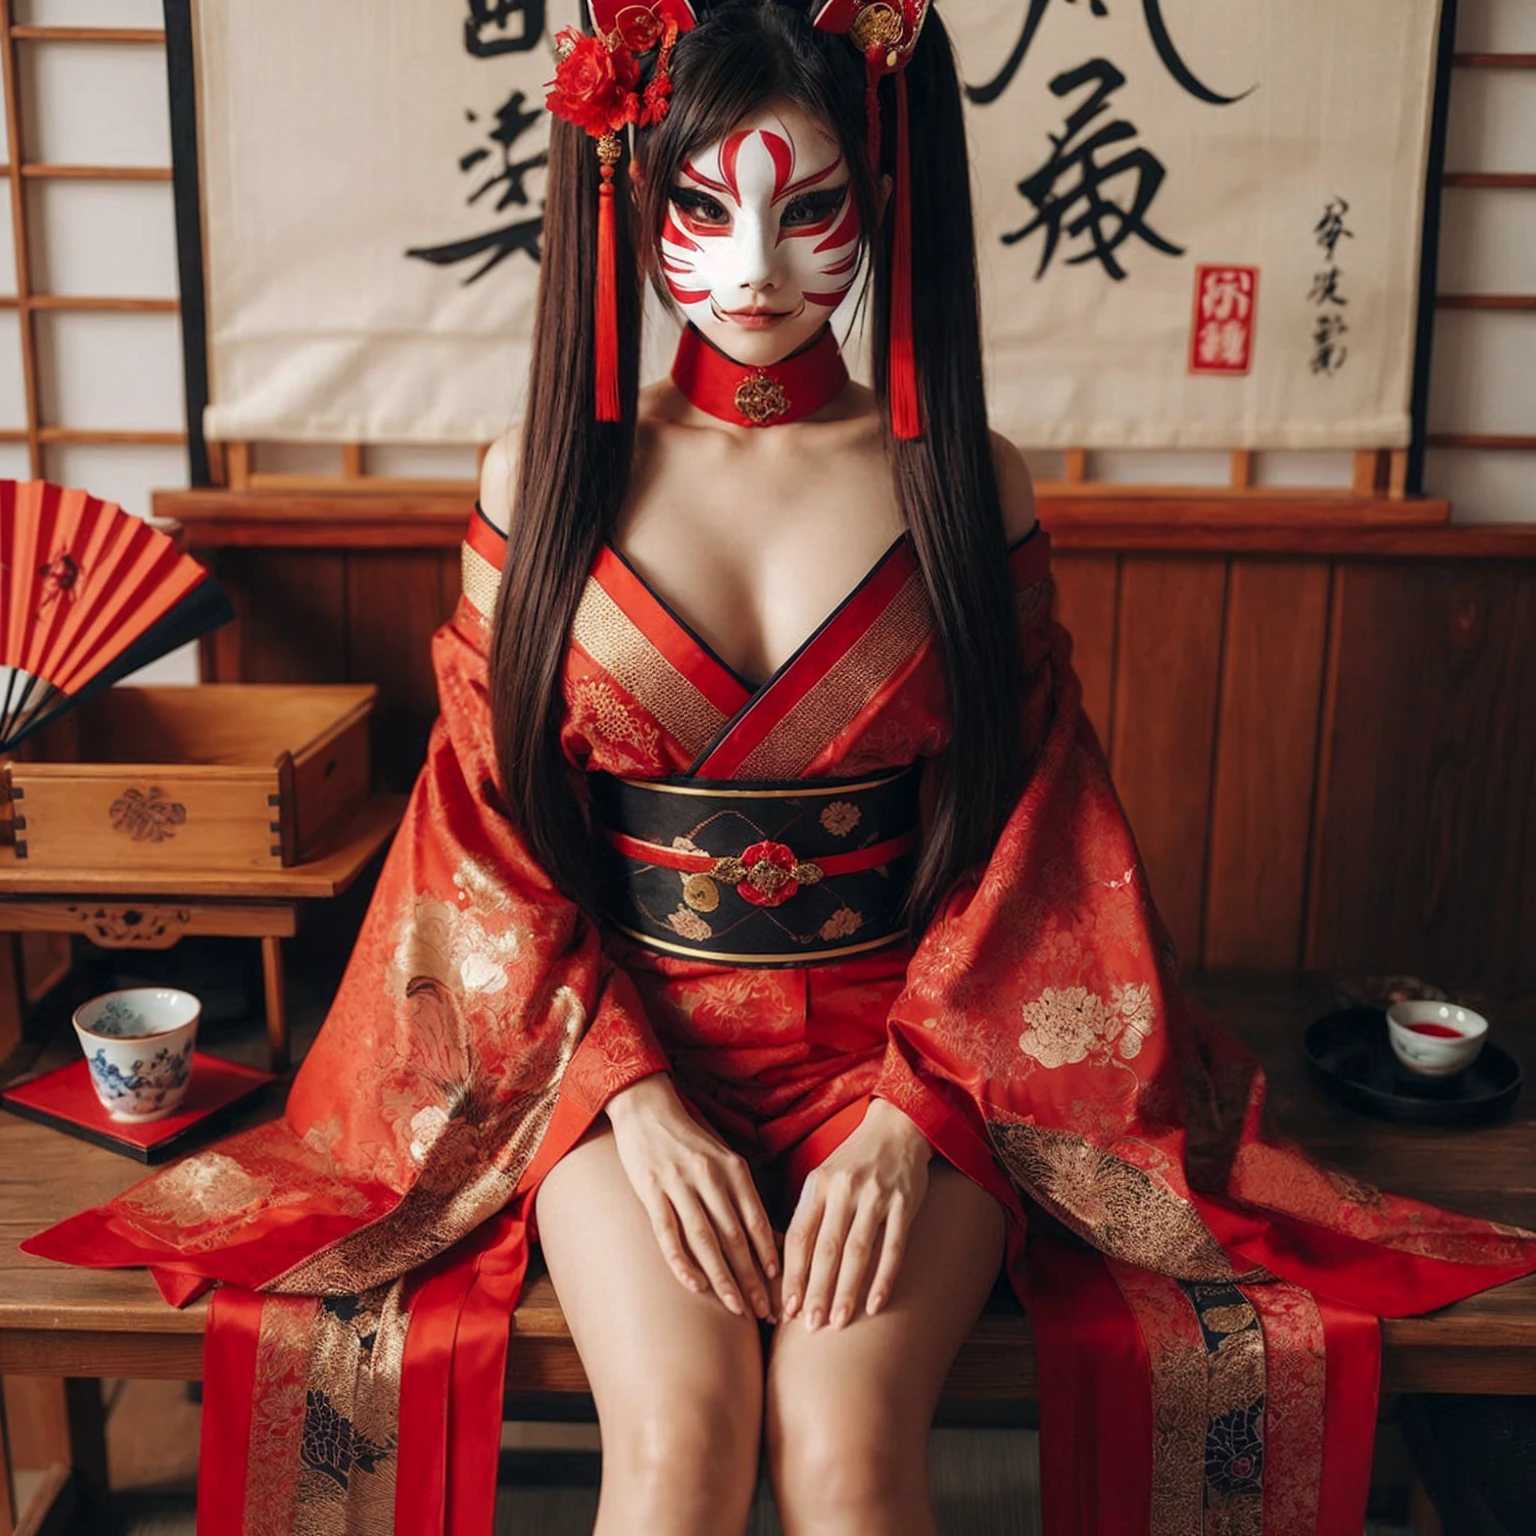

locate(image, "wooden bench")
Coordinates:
3 976 1535 1532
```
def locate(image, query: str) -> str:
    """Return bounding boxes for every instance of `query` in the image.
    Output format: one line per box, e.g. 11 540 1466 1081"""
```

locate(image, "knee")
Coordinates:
767 1395 925 1532
602 1384 760 1526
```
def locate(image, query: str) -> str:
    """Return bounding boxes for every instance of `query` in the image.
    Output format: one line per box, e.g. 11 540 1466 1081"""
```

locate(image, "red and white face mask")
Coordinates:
660 102 861 366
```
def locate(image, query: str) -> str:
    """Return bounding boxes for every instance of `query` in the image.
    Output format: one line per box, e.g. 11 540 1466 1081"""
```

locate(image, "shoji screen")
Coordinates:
0 0 191 678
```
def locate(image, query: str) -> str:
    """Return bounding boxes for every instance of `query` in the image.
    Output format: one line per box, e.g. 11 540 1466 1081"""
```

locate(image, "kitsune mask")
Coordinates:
660 102 862 367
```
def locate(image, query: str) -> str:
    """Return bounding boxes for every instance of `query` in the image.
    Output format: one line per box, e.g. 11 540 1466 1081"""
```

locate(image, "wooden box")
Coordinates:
0 684 376 873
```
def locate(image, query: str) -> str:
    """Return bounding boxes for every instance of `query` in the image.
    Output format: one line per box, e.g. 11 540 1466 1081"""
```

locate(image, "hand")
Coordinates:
605 1074 780 1320
780 1097 932 1331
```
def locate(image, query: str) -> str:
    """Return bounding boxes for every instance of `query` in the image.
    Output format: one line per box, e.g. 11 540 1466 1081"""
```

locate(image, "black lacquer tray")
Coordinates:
1303 1008 1523 1127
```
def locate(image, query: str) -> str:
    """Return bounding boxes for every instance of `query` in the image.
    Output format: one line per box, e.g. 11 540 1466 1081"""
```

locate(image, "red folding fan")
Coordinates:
0 479 234 751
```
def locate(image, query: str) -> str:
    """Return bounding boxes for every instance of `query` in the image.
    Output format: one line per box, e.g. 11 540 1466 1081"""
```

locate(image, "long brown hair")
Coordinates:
490 0 1024 936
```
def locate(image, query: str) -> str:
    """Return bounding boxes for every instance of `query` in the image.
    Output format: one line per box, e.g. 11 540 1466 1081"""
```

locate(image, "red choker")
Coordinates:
671 325 850 428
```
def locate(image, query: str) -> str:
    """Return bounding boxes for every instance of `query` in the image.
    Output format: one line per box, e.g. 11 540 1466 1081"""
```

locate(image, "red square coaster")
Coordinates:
0 1050 278 1163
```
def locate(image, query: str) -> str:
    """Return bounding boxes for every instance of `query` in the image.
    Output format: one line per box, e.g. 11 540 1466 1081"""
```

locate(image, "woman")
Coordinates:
23 4 1536 1535
483 6 1036 1526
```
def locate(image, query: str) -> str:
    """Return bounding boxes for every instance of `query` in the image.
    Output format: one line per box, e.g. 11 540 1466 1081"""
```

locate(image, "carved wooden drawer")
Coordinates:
0 684 376 873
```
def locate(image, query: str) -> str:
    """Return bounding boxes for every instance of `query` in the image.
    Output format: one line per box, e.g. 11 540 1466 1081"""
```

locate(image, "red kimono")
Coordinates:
22 507 1536 1536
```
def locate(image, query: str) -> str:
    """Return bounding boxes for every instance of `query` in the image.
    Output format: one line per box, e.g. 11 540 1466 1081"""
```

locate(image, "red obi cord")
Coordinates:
598 822 917 909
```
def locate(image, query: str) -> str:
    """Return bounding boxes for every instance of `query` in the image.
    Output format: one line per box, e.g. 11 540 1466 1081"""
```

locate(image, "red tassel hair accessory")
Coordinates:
546 1 697 421
811 0 930 440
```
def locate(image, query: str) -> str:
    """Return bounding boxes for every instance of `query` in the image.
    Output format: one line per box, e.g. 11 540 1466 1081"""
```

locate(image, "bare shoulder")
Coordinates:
478 422 524 536
989 430 1037 545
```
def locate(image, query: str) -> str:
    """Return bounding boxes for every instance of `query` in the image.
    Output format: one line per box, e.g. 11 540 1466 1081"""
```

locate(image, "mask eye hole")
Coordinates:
780 185 848 230
670 187 730 228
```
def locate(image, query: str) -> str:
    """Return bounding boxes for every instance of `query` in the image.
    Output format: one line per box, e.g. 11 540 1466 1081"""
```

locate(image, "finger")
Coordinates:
724 1160 780 1283
780 1173 824 1320
865 1192 911 1316
801 1177 856 1331
672 1187 746 1317
696 1172 772 1320
644 1192 709 1296
829 1191 885 1329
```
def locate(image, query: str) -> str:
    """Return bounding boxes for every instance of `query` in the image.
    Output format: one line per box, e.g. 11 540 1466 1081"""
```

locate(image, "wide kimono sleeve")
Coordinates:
20 581 674 1307
865 529 1536 1536
869 531 1536 1310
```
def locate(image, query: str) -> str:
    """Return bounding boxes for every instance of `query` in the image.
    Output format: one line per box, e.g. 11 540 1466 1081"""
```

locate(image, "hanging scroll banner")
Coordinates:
194 0 566 445
191 0 1442 450
948 0 1444 449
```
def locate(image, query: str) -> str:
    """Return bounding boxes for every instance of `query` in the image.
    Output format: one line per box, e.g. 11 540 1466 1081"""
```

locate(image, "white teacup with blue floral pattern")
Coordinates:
72 988 201 1122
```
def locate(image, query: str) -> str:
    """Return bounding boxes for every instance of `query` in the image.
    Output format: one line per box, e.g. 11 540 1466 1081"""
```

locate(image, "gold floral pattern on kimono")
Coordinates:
117 1140 378 1254
665 905 714 942
119 1153 307 1247
245 1280 409 1536
989 1120 1242 1282
818 908 863 941
1017 982 1156 1069
260 867 589 1294
565 675 667 778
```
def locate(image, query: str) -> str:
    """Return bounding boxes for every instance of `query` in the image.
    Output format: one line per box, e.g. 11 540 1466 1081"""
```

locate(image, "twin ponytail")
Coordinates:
487 112 641 918
874 10 1025 935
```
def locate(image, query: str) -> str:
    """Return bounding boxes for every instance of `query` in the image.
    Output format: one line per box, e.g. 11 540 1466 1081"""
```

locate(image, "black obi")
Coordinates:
587 763 923 967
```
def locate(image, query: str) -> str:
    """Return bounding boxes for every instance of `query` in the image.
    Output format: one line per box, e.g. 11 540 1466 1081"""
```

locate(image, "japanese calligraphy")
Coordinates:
407 3 551 286
967 0 1253 107
969 0 1255 282
1308 196 1352 374
465 0 546 57
1002 59 1184 281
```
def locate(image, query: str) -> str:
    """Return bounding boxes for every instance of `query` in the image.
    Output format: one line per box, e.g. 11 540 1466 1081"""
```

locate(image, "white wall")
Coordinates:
1 0 1526 699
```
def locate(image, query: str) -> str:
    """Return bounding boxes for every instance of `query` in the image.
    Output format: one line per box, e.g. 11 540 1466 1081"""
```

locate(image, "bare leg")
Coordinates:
533 1123 764 1536
765 1160 1006 1536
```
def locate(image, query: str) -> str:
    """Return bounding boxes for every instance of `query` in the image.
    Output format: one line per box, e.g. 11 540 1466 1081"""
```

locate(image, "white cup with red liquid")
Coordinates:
1385 1001 1488 1079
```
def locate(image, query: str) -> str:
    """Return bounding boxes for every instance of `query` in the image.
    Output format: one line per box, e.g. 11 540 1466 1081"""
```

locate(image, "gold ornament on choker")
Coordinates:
734 370 791 426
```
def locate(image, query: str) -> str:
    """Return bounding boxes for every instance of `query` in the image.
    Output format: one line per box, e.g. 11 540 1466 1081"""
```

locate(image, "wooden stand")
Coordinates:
0 794 403 1075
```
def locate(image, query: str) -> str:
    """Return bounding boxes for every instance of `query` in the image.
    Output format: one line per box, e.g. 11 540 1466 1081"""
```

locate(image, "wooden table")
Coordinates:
0 795 404 1077
2 977 1534 1531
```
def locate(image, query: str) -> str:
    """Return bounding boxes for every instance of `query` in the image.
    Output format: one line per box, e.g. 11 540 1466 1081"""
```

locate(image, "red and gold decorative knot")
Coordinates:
811 0 930 75
711 840 825 908
598 819 919 910
734 370 791 426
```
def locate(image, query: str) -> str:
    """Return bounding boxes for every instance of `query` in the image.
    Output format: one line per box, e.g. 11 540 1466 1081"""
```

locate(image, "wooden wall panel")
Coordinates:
1203 560 1331 970
1109 557 1228 973
219 551 349 684
346 552 457 789
0 935 20 1064
1050 554 1118 754
1307 563 1536 994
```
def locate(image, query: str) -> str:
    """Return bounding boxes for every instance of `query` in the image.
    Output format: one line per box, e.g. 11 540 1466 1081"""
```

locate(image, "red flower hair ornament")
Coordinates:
545 2 696 421
546 0 931 436
546 28 642 137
